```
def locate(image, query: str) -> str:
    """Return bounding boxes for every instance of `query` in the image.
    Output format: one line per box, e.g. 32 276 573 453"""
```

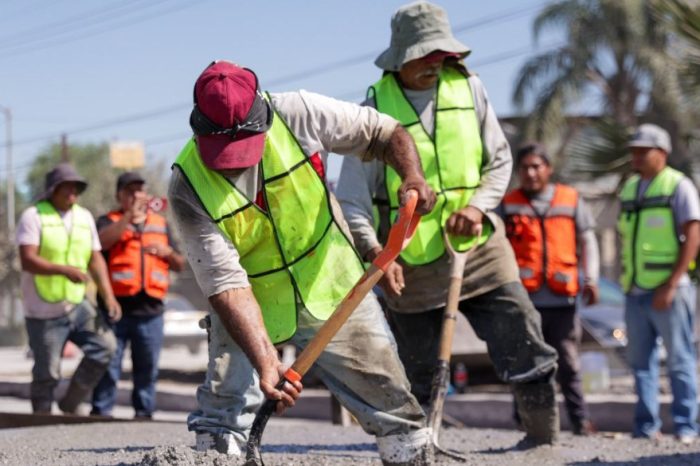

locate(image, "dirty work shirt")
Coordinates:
495 184 601 308
169 90 424 441
336 73 519 312
169 90 398 297
629 176 700 294
16 205 101 319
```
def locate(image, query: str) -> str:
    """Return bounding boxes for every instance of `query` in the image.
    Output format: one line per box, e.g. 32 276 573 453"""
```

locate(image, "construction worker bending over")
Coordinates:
169 60 437 465
337 1 559 446
16 163 120 414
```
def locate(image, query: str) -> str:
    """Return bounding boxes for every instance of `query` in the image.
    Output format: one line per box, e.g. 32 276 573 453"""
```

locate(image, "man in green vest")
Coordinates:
16 163 120 414
618 124 700 443
169 60 436 465
337 1 560 446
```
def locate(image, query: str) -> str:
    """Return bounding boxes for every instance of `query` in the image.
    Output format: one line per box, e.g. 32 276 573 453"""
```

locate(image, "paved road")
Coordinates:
0 419 699 466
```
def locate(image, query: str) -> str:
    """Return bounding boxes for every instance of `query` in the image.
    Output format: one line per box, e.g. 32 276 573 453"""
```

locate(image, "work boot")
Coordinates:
58 358 108 414
31 399 53 414
377 428 434 466
513 378 559 446
572 419 597 436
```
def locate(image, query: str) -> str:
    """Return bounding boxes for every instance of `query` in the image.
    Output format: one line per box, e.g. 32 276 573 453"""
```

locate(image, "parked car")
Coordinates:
162 293 208 354
578 278 627 351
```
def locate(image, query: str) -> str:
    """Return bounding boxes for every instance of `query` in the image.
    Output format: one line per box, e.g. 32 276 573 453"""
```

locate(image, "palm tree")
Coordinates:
512 0 694 179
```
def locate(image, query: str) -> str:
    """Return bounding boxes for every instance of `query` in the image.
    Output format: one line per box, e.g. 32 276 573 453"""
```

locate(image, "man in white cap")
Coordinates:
337 1 559 446
169 60 437 465
16 163 120 414
618 123 700 443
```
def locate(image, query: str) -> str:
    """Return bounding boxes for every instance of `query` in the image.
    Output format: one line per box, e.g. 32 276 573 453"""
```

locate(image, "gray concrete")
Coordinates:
1 419 700 465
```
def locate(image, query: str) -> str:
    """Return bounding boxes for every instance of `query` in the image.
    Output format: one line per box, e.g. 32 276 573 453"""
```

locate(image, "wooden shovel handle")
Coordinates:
437 226 482 361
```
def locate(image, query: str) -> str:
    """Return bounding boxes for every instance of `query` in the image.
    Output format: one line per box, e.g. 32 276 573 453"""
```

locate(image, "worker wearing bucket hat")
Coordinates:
169 60 437 464
337 1 560 447
16 163 120 415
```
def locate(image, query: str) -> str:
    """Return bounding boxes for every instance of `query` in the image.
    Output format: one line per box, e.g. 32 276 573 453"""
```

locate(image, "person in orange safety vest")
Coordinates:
499 143 600 436
91 172 185 419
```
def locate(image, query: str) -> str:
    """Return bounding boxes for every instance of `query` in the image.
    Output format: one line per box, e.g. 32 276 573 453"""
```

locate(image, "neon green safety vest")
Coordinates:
618 166 685 292
173 106 365 344
34 200 93 304
370 67 493 266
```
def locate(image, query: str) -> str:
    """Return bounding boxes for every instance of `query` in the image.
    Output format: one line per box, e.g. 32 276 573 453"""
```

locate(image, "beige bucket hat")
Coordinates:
375 1 471 71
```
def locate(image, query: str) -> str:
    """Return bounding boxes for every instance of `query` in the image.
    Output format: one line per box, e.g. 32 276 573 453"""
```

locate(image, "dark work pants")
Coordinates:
538 306 588 426
387 281 558 405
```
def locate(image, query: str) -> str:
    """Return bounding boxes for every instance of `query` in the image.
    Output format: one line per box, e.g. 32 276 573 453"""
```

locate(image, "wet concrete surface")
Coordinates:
0 419 699 466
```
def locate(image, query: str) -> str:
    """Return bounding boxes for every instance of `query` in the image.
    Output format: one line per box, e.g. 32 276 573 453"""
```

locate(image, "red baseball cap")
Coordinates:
190 61 272 170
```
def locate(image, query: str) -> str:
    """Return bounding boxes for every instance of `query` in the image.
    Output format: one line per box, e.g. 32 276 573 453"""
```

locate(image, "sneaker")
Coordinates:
676 433 696 445
633 431 662 442
195 432 241 456
572 419 597 436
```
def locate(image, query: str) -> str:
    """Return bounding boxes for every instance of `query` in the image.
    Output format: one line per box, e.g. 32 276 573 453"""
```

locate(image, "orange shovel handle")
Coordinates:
373 190 420 271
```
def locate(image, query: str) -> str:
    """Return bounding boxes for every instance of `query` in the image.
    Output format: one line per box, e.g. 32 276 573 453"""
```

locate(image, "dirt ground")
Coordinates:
0 418 699 466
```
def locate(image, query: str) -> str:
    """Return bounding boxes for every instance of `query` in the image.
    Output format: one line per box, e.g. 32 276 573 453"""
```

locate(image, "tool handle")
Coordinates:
290 191 420 376
437 226 482 362
373 190 420 271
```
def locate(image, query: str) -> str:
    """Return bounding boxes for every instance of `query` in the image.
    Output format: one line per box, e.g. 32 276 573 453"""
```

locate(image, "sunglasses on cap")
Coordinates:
189 61 274 138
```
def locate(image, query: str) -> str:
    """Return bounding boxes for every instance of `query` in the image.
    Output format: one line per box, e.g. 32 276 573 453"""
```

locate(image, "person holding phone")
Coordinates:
91 172 185 419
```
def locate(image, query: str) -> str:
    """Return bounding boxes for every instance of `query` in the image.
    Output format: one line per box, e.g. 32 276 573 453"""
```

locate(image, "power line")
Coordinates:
0 0 203 59
0 0 151 50
1 2 551 148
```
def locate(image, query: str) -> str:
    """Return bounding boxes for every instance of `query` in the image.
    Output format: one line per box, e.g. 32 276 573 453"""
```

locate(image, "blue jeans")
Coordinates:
91 313 164 417
24 300 116 412
625 285 698 437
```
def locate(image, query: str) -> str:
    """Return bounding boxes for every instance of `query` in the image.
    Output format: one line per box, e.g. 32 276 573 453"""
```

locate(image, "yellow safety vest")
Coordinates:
618 166 684 291
34 200 93 304
174 104 365 343
370 67 492 265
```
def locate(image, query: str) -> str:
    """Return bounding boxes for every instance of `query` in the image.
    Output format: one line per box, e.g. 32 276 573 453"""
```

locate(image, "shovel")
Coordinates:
426 227 482 462
245 190 421 466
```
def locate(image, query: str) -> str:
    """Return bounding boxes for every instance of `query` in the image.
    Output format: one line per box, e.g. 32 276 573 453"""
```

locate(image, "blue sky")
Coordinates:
0 0 557 185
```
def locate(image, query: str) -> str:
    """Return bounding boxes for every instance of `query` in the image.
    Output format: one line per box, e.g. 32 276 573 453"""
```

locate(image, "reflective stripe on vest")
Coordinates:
106 211 170 299
618 167 683 292
34 201 93 304
173 104 365 344
370 67 493 265
503 185 580 296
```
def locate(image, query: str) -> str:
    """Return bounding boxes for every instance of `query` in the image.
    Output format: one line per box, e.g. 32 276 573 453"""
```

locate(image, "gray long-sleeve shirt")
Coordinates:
169 90 399 299
336 72 520 312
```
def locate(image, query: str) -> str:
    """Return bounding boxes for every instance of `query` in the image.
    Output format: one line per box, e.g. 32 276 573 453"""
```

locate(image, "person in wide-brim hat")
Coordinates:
38 163 88 201
374 1 471 71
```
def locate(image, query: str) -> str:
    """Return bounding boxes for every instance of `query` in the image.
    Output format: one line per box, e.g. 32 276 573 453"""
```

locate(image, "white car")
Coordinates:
162 293 208 354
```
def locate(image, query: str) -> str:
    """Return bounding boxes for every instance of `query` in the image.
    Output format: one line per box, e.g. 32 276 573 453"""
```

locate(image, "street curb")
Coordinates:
0 381 687 433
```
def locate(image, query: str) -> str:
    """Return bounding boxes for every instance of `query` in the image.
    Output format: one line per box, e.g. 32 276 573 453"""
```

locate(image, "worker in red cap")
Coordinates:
169 60 436 465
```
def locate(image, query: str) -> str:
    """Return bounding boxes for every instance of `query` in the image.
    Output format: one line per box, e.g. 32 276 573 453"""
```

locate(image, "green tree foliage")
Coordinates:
512 0 697 180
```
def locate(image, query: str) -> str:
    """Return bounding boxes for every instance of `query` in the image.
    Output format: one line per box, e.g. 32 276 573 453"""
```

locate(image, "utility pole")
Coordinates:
61 133 69 162
0 105 16 331
0 105 13 233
